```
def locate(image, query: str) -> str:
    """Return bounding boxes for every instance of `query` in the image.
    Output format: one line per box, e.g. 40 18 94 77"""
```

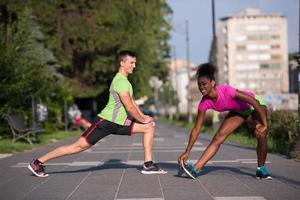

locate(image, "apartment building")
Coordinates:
216 8 289 94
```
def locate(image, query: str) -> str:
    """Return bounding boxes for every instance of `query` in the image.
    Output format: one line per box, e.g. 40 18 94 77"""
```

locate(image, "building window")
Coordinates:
259 54 271 60
246 44 270 51
236 54 245 61
236 63 259 71
236 45 246 51
271 44 280 49
246 25 258 31
236 35 247 42
270 35 280 39
248 54 258 61
270 24 280 30
271 54 281 59
271 63 280 68
260 64 269 68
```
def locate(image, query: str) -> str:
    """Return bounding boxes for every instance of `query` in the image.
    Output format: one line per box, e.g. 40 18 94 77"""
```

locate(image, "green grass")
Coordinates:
0 130 81 153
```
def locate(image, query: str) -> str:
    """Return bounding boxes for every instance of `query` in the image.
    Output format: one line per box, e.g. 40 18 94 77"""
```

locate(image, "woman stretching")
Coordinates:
178 63 271 180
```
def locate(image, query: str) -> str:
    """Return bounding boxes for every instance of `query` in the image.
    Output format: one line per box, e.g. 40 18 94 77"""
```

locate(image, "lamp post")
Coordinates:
294 54 300 134
172 45 180 120
149 76 163 116
212 0 216 38
295 0 300 134
185 19 193 124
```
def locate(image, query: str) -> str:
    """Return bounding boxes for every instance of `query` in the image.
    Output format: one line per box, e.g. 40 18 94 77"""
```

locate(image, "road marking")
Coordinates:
173 134 187 138
116 198 164 200
184 141 202 145
214 197 266 200
154 138 165 142
0 154 12 159
92 143 206 149
12 159 271 168
86 148 206 153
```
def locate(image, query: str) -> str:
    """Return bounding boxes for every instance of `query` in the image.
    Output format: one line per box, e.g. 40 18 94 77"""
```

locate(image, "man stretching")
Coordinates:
28 50 167 177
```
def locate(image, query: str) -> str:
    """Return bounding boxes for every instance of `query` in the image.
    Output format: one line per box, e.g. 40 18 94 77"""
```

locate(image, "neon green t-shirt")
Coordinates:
98 72 133 125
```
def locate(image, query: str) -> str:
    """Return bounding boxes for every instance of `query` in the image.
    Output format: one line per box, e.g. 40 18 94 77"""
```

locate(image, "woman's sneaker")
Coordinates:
180 161 201 179
141 162 167 174
27 159 49 177
178 163 185 176
256 166 272 180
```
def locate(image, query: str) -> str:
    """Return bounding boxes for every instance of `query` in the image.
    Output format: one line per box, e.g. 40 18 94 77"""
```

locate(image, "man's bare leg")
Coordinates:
38 137 91 163
131 122 155 162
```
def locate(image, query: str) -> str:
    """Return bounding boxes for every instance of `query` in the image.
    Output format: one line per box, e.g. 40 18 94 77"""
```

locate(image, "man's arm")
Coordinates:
118 91 151 124
132 99 149 119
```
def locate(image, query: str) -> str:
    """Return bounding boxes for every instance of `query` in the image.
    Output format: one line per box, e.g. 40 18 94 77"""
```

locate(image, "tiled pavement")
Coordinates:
0 121 299 200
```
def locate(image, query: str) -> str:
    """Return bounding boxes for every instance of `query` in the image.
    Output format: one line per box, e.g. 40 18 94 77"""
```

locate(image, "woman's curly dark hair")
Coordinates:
196 63 217 81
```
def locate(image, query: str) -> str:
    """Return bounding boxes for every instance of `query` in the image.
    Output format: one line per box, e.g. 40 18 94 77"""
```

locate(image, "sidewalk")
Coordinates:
0 121 299 200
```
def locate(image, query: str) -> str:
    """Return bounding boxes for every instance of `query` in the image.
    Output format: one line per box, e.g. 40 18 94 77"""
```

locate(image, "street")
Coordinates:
0 121 299 200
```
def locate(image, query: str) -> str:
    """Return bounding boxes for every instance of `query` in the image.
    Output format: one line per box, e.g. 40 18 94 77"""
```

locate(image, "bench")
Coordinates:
4 113 44 145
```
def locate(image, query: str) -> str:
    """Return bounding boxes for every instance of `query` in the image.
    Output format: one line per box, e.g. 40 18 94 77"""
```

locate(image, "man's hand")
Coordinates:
143 115 154 125
178 151 189 164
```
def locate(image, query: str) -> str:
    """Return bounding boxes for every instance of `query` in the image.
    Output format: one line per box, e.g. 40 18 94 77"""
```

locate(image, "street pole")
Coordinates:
173 45 180 120
64 100 68 131
293 0 300 135
31 96 36 130
211 0 218 81
185 19 193 124
212 0 216 38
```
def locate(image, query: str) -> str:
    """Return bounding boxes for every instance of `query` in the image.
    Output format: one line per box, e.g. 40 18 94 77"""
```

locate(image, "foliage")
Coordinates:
4 0 172 98
225 110 298 156
0 1 172 136
267 110 298 155
0 7 69 134
0 130 80 153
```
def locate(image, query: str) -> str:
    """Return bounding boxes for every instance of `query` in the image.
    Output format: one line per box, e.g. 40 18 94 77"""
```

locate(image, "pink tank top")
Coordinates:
198 85 254 112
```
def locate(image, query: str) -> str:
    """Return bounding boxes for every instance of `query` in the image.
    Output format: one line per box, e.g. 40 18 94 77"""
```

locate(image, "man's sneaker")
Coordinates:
27 159 49 177
180 161 201 179
256 166 272 180
141 163 167 175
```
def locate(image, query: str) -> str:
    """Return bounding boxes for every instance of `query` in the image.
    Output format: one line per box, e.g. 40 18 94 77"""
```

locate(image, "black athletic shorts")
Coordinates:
81 116 135 145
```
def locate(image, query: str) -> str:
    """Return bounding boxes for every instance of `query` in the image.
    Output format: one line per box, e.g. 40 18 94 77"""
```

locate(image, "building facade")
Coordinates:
216 8 289 94
168 59 199 114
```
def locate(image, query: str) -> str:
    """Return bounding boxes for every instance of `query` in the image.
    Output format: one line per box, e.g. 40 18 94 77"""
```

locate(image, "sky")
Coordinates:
166 0 299 65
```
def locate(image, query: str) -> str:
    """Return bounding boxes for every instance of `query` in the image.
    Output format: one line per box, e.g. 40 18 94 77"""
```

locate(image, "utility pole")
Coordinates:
296 0 300 134
185 19 193 123
212 0 216 38
211 0 218 82
172 45 180 120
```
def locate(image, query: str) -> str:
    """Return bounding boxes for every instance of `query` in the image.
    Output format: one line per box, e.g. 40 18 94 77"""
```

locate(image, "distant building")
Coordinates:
289 59 298 93
168 59 199 114
216 8 289 94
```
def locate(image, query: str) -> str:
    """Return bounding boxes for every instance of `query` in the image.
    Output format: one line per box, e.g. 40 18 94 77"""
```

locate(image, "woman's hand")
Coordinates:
255 123 267 137
178 151 189 164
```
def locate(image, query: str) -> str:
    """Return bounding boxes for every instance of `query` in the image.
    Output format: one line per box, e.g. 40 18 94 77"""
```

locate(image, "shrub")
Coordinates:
267 110 298 155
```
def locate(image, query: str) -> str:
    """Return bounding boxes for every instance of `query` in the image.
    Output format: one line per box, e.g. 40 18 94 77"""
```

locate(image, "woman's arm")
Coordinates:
178 110 205 163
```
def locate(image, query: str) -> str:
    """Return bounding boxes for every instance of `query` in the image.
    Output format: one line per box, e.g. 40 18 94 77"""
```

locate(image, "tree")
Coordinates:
3 0 172 98
0 7 68 126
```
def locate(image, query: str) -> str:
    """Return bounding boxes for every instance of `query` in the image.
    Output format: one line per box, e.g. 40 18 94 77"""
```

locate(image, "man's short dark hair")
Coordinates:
117 50 136 62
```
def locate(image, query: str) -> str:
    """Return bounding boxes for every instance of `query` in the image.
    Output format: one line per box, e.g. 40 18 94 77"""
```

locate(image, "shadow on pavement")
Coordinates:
46 159 300 186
